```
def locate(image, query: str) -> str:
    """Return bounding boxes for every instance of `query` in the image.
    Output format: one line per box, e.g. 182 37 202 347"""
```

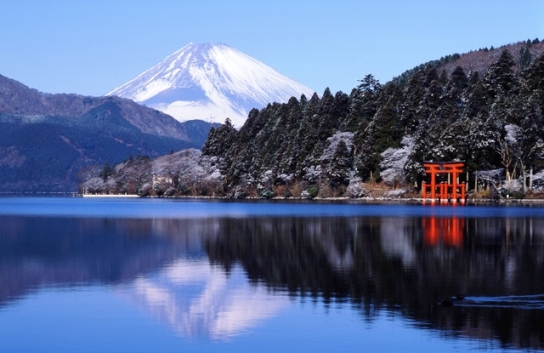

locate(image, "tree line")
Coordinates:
201 44 544 198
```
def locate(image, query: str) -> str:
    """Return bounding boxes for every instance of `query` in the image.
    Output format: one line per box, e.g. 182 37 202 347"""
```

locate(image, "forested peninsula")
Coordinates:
82 40 544 200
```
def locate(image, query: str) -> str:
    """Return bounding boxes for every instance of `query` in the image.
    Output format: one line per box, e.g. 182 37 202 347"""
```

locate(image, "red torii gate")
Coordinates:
422 162 466 203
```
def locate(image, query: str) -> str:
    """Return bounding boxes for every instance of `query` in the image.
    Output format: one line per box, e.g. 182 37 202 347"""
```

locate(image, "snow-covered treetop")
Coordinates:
505 124 520 145
321 132 354 163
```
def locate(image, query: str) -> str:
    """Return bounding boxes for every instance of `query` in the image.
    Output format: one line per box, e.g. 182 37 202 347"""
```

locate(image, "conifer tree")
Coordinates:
520 47 533 69
525 53 544 91
399 70 427 133
483 50 518 99
357 100 402 180
327 140 352 186
99 162 113 182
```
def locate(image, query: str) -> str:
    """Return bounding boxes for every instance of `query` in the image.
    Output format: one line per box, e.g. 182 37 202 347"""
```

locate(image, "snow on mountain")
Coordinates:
106 43 316 126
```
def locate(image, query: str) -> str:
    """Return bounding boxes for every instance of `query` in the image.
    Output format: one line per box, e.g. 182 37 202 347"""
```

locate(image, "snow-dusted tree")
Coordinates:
321 132 354 164
328 140 352 186
496 123 521 182
357 74 382 93
398 70 427 134
475 168 504 193
531 170 544 192
257 170 275 198
345 177 365 198
357 90 403 180
321 131 354 187
303 165 322 183
500 55 544 190
380 136 414 188
483 50 518 99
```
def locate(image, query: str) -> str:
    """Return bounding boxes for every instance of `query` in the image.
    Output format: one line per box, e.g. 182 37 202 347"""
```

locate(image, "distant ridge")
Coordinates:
0 73 215 192
394 39 544 85
107 43 316 126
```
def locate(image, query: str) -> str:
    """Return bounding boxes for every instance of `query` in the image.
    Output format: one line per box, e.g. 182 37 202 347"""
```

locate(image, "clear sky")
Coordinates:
1 0 543 97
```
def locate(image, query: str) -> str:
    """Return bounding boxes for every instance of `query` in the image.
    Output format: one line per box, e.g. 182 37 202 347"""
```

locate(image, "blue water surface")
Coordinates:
0 196 543 219
0 197 542 353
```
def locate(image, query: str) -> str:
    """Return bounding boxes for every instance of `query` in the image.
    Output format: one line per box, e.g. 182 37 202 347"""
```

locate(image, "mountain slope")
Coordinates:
393 40 544 85
107 43 316 126
0 74 216 192
0 73 213 143
0 110 193 192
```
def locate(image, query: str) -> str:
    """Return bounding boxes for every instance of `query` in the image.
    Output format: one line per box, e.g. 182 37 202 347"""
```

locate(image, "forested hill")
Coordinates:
393 39 544 86
84 39 544 199
0 73 218 192
199 39 544 198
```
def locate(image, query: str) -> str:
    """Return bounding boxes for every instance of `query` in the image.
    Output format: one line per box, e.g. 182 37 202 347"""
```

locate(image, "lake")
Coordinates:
1 197 544 352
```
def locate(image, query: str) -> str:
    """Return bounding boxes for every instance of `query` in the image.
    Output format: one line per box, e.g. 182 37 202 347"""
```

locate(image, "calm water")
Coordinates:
1 197 544 352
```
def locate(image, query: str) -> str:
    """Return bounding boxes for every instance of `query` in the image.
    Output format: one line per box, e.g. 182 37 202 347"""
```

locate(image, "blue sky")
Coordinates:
1 0 542 96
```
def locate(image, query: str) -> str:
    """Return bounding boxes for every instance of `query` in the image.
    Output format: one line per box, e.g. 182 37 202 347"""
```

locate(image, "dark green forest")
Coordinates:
201 43 544 199
0 106 195 192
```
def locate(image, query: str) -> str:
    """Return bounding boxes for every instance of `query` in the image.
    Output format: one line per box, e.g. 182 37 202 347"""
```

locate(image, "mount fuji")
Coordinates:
106 43 316 126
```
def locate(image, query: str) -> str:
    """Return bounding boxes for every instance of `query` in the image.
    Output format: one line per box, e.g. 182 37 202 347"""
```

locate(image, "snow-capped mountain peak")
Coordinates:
107 43 316 126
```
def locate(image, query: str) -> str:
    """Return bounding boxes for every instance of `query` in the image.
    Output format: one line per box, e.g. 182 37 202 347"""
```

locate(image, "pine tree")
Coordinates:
347 77 381 138
327 140 352 186
296 93 322 176
524 52 544 91
519 47 533 69
483 50 518 99
202 117 238 159
99 162 113 181
277 97 304 175
358 100 402 180
356 74 382 93
399 70 427 133
509 92 544 186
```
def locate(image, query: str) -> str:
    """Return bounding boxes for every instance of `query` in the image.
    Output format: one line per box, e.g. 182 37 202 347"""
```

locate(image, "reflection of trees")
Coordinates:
204 216 544 350
3 214 544 349
0 216 214 306
205 217 379 307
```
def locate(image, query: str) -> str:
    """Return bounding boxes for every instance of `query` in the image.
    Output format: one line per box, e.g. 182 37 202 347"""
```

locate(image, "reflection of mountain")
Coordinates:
3 214 544 349
0 216 216 306
0 215 287 341
119 260 288 340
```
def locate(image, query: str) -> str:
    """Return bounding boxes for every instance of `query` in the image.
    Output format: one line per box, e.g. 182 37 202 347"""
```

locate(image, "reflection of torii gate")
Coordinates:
423 217 464 246
422 162 466 203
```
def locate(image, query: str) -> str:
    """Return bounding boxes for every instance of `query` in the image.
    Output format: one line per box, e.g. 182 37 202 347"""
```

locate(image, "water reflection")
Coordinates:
119 260 288 340
0 217 206 305
423 217 464 246
2 213 544 350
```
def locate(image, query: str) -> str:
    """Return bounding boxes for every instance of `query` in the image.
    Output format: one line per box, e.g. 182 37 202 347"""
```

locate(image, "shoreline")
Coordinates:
81 194 139 198
77 193 544 204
